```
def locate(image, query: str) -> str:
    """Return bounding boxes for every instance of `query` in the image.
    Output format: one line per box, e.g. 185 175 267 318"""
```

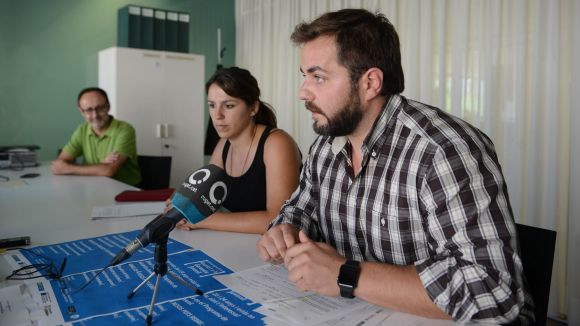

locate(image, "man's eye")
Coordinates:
208 103 215 109
225 104 235 109
314 75 325 83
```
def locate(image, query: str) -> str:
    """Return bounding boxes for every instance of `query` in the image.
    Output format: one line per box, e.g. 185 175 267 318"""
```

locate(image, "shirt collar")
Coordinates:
331 136 348 155
364 95 402 153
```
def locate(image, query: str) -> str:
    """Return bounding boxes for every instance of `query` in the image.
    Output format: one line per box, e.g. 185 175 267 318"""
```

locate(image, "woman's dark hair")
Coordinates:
291 8 404 96
77 87 110 106
206 67 277 128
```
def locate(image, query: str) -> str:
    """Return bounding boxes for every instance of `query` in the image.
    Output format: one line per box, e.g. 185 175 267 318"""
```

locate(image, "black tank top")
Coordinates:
221 127 273 212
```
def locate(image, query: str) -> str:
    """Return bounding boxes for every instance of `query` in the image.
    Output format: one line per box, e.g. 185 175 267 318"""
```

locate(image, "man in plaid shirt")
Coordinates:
257 8 534 324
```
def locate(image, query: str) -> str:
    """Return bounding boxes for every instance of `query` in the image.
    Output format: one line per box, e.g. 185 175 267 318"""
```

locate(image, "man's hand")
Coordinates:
256 224 300 264
284 230 346 296
51 159 71 175
102 151 121 164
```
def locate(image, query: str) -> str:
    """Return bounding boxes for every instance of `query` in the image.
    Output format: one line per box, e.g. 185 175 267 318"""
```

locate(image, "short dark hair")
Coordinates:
206 67 277 128
291 8 404 96
77 87 110 107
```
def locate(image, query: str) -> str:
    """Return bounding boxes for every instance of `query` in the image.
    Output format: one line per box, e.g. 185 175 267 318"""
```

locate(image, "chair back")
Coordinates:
516 223 557 326
136 155 172 190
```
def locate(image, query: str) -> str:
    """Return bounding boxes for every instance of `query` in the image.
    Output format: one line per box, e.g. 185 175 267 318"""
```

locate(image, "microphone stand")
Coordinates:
127 234 203 326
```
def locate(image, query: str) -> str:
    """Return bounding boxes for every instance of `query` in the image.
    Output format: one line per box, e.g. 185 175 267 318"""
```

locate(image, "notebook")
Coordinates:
115 188 174 202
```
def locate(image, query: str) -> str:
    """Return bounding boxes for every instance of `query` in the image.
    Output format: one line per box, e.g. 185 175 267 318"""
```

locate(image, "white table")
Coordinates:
0 163 458 325
0 163 263 272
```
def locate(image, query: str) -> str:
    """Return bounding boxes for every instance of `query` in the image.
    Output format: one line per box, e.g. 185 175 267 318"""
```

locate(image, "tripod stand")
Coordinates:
127 235 203 325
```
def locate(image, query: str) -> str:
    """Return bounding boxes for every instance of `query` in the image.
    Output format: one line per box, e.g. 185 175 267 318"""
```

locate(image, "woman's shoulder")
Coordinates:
264 128 297 148
263 128 301 163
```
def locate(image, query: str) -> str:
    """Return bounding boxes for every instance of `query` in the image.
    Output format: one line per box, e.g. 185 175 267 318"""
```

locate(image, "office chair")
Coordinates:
136 155 172 190
516 223 557 326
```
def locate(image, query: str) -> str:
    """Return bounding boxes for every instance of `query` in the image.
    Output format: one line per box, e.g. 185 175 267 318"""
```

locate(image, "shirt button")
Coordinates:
371 151 377 158
381 218 385 226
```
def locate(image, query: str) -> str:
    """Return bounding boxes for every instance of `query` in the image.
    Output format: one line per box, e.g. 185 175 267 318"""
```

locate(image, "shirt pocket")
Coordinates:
368 207 424 265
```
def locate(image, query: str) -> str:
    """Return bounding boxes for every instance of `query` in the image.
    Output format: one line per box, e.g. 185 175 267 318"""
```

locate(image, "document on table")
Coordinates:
216 264 457 326
0 280 64 326
90 202 165 219
0 180 28 188
215 264 314 303
216 264 389 325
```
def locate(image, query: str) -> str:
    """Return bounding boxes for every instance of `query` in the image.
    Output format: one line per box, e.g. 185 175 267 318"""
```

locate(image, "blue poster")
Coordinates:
19 230 265 325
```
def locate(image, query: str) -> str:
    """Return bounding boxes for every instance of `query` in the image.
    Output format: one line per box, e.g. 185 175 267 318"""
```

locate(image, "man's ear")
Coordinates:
360 68 383 101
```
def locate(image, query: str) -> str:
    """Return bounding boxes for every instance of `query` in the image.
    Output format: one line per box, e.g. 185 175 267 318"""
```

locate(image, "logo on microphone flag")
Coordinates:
172 164 228 223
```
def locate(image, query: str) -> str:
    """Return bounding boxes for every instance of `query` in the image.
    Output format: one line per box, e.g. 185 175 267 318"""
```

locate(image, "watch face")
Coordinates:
338 265 358 284
338 261 359 298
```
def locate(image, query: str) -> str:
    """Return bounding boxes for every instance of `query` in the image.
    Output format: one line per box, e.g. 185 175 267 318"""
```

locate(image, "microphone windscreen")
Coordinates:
171 164 228 224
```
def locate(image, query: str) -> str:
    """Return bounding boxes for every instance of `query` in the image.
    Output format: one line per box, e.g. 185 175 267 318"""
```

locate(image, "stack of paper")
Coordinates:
215 264 396 326
90 202 165 220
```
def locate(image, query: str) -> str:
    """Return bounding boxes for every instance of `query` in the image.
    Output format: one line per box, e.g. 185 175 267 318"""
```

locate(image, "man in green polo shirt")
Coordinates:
51 87 141 186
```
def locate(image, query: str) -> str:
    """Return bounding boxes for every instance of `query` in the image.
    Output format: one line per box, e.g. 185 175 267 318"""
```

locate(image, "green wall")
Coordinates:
0 0 235 161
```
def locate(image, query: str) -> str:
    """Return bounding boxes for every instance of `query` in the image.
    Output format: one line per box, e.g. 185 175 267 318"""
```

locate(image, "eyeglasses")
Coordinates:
79 104 109 114
6 251 67 281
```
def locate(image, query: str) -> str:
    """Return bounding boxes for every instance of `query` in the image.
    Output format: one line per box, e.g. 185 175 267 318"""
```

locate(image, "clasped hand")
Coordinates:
257 225 346 297
50 159 70 174
101 151 120 164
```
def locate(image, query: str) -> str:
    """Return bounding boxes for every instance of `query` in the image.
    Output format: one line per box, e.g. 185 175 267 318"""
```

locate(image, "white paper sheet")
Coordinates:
0 180 28 188
0 283 31 325
312 304 394 326
215 263 460 326
0 280 64 326
90 202 165 219
216 264 385 325
256 294 368 325
215 264 314 303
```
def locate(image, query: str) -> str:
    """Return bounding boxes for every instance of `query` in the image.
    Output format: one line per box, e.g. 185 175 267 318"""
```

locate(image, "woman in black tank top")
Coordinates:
175 67 302 234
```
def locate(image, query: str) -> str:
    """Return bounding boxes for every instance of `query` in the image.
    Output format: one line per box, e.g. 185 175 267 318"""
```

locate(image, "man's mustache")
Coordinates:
305 101 322 114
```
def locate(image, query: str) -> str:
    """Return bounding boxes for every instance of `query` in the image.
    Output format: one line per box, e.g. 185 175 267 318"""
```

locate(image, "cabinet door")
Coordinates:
100 47 165 155
160 53 205 185
99 47 206 188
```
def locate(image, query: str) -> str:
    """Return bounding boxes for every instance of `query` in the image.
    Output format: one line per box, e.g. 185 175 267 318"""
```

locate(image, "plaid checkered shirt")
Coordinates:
271 94 534 323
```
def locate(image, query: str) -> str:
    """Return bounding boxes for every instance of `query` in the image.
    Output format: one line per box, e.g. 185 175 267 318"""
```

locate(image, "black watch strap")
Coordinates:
337 260 360 298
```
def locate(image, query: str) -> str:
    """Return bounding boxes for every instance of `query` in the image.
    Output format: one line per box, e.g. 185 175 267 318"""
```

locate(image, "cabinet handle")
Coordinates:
163 123 170 138
156 124 163 138
156 124 170 138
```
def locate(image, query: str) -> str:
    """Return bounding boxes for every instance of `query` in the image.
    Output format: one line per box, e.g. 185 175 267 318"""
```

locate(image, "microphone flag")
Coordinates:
171 164 228 224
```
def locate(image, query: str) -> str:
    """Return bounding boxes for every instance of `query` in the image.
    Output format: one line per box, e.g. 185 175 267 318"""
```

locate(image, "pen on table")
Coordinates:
171 273 204 295
58 256 67 278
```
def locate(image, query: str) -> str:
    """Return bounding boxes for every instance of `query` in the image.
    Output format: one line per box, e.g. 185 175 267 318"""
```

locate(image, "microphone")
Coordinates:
109 164 228 266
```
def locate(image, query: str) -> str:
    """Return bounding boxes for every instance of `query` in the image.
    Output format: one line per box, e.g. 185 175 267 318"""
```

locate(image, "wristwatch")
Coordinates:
337 260 360 298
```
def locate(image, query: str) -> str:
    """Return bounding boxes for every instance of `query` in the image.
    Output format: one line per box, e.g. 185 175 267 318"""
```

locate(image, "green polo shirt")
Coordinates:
63 117 141 185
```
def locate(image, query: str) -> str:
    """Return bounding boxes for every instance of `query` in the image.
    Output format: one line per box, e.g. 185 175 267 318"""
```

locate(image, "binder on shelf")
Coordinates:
177 13 190 53
153 10 166 51
140 7 154 50
117 5 141 48
165 11 179 52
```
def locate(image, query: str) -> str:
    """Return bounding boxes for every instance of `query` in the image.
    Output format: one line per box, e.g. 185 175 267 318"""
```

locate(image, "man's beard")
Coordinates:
90 115 110 131
306 85 363 137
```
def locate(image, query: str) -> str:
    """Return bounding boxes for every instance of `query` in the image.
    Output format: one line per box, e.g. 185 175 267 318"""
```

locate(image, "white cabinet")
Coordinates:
98 46 205 188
